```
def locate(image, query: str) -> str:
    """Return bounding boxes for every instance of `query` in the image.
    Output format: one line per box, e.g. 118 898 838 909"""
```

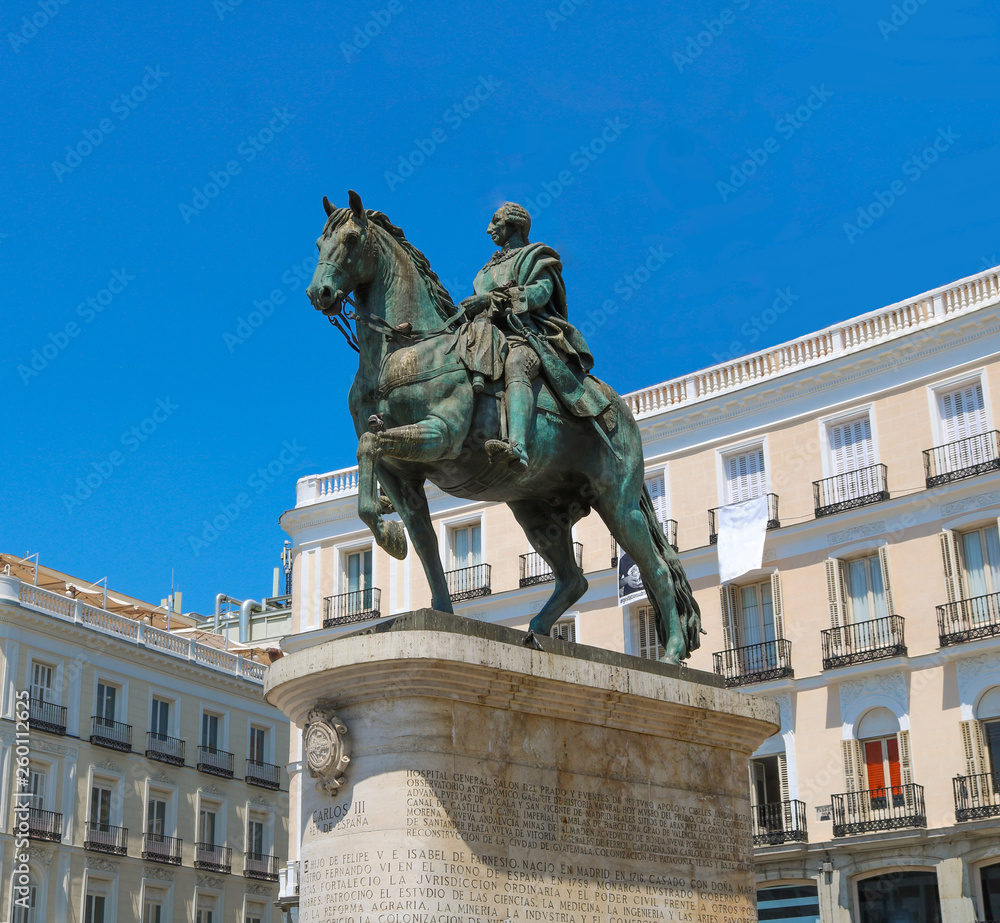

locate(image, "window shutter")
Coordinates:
770 571 785 640
719 585 739 649
897 730 913 787
939 530 964 604
960 719 986 776
637 607 663 660
842 738 865 792
826 559 845 627
878 545 895 616
645 472 668 529
777 752 789 802
726 447 766 503
830 417 875 474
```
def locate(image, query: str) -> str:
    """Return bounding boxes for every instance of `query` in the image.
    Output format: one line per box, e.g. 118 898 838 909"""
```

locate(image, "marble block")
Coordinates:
266 610 780 923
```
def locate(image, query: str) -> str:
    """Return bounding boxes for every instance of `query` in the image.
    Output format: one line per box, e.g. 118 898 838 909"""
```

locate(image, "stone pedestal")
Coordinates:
266 611 779 923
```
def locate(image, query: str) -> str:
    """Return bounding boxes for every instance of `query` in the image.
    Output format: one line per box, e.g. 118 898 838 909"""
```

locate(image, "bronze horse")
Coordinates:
306 191 701 662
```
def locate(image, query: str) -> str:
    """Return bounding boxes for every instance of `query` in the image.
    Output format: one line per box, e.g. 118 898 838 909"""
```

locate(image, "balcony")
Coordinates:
195 842 233 873
924 431 1000 488
322 587 381 628
246 759 281 790
90 716 132 752
751 800 808 846
25 808 62 842
197 745 235 778
954 772 1000 822
831 783 926 836
245 851 280 881
938 592 1000 646
146 731 186 766
821 615 906 670
519 543 583 587
813 464 889 517
85 821 128 855
713 640 794 687
142 832 182 865
709 494 779 544
445 563 491 601
29 697 67 735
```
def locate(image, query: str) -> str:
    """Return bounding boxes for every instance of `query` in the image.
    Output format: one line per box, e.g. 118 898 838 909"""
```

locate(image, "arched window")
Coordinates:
857 707 904 807
857 870 941 923
981 862 1000 922
10 874 37 923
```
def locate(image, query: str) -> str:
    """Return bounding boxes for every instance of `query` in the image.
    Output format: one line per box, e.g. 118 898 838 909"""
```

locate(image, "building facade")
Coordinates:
280 264 1000 922
0 563 290 923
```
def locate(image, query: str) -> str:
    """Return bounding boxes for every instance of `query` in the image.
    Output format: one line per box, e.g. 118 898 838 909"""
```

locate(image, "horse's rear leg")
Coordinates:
509 499 588 636
376 468 453 613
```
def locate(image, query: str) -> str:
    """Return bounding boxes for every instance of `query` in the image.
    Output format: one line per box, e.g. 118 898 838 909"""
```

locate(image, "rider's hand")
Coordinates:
460 293 489 317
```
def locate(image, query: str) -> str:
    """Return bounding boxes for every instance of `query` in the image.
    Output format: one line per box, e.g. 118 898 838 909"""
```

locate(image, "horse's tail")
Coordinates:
639 486 703 656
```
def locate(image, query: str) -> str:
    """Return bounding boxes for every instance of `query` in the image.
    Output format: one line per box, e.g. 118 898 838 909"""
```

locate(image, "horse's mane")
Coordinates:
327 208 457 320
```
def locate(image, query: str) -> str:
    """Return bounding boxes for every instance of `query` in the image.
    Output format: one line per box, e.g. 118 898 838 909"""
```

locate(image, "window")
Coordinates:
982 863 1000 922
147 797 167 837
249 727 268 763
724 446 766 503
29 662 53 703
636 605 664 661
857 871 941 923
940 380 989 444
862 736 903 807
958 526 1000 604
344 548 373 612
150 698 170 736
90 782 112 825
645 471 669 531
450 523 482 569
10 876 37 923
823 414 883 506
826 549 895 627
844 708 912 806
84 889 108 923
720 573 785 651
199 807 217 846
750 754 785 808
829 415 875 474
247 817 265 855
96 682 117 722
202 713 221 750
962 686 1000 778
756 885 819 923
551 619 576 643
196 900 217 923
28 768 46 810
142 896 163 923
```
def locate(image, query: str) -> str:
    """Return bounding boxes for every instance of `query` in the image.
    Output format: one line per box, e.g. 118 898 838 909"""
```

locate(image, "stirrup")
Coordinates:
485 439 528 471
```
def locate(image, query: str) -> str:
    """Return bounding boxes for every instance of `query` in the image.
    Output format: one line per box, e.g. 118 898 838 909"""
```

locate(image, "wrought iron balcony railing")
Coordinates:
519 543 583 587
90 716 132 752
924 430 1000 488
831 782 926 836
29 697 67 735
821 615 906 670
708 494 779 544
197 744 235 778
85 821 128 855
813 464 889 517
25 808 62 842
751 799 808 846
246 759 281 790
244 851 280 881
195 842 233 873
713 639 794 686
146 731 186 765
938 592 1000 646
142 832 182 864
322 587 381 627
954 772 1000 822
445 563 491 601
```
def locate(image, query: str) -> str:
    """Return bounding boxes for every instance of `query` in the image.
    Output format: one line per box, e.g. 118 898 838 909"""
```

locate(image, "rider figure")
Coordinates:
461 202 610 471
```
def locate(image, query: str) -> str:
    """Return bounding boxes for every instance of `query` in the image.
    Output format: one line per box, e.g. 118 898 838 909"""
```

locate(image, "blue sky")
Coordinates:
3 0 998 615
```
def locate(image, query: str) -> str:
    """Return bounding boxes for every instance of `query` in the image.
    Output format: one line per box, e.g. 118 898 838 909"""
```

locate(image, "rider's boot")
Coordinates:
503 379 532 471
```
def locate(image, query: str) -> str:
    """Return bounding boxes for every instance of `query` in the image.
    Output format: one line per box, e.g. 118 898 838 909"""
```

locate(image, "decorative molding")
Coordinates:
0 731 15 745
31 738 78 758
29 846 53 867
149 771 176 786
201 783 226 796
93 758 122 773
249 794 272 808
957 652 1000 719
245 883 274 895
828 521 886 546
762 548 778 563
774 693 792 735
304 703 351 795
840 672 908 731
143 866 174 882
197 874 225 890
86 857 120 873
942 490 1000 516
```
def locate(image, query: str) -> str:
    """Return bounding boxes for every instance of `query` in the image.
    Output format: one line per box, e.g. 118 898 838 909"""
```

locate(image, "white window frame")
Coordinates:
243 897 268 923
928 371 993 445
441 515 485 571
144 785 176 838
88 769 122 827
716 438 770 506
551 614 578 643
247 720 275 764
81 874 116 923
818 404 879 479
194 888 222 923
27 659 60 705
9 866 41 923
629 604 664 661
200 709 228 752
644 465 670 524
94 676 128 724
148 692 178 738
140 883 170 923
197 795 225 848
336 541 376 596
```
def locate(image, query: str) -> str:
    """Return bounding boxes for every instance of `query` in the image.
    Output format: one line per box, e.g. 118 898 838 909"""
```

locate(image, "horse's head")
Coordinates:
307 190 380 317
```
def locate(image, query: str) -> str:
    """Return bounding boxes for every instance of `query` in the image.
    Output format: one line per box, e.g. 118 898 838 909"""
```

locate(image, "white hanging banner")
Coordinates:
717 495 769 583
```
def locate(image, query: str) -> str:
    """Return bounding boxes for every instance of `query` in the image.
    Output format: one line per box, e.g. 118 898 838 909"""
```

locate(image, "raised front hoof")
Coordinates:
381 521 408 560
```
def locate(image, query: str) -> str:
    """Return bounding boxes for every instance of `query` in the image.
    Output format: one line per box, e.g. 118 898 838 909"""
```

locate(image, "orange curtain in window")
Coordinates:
865 738 902 797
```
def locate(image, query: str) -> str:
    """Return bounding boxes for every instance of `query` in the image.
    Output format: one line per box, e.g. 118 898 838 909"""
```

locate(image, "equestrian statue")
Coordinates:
306 191 701 663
